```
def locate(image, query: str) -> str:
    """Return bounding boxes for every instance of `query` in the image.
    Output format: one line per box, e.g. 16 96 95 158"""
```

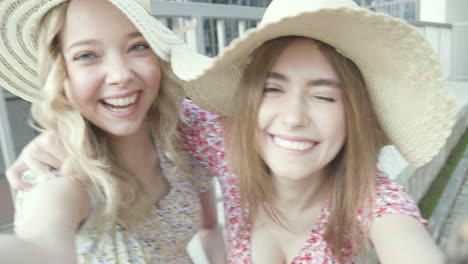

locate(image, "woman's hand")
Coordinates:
6 132 67 191
0 177 89 264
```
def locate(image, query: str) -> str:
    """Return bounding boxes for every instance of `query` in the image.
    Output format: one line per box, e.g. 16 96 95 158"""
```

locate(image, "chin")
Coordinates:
103 125 142 137
272 168 308 180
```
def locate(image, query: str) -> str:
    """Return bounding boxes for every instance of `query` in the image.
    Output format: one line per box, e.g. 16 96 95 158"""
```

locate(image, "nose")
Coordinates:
104 54 134 86
282 93 310 128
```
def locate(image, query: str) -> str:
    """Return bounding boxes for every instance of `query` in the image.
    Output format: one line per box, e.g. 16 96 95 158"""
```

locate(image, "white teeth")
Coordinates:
103 94 138 107
273 136 314 151
108 106 131 113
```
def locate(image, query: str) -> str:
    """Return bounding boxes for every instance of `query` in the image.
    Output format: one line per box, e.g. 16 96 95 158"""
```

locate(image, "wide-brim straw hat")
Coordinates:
171 0 456 167
0 0 188 103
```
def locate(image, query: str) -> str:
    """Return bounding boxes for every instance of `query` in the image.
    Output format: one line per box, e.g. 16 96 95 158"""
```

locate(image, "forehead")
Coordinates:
62 0 139 43
270 39 337 80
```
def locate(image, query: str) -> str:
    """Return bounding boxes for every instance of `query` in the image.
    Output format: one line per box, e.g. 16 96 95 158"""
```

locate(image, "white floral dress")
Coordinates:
15 140 213 264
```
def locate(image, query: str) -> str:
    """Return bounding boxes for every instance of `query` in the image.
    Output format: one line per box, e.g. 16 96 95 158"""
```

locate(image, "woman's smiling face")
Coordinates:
61 0 161 137
256 38 346 181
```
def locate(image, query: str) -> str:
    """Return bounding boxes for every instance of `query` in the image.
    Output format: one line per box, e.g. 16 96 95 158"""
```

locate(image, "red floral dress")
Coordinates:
179 100 427 264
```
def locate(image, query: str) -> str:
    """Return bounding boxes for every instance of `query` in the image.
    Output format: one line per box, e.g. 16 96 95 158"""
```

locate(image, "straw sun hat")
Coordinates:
171 0 456 167
0 0 188 103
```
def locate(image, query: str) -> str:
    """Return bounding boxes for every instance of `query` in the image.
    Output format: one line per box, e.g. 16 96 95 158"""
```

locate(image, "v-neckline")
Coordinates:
152 137 175 209
247 198 331 264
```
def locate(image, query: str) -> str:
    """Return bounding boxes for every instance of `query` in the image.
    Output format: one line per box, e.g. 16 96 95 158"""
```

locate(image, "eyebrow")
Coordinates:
65 32 144 52
267 71 342 88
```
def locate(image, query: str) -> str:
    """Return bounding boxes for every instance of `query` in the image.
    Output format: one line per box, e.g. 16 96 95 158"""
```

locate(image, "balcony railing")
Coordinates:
361 0 419 20
151 0 265 56
149 1 455 79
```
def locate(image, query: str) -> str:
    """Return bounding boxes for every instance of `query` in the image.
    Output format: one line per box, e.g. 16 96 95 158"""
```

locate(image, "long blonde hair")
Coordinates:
230 36 385 258
32 2 186 225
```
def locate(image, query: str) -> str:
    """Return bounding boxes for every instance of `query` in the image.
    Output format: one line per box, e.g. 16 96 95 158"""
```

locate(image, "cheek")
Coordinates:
63 79 75 105
66 77 100 106
256 99 276 131
256 101 276 157
335 105 346 136
65 64 101 104
320 107 346 144
138 58 162 93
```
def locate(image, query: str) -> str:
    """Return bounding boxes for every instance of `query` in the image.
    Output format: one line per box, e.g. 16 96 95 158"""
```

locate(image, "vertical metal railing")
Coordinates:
150 0 265 56
0 90 16 231
410 21 453 79
148 1 453 82
0 91 16 178
361 0 419 20
216 20 226 53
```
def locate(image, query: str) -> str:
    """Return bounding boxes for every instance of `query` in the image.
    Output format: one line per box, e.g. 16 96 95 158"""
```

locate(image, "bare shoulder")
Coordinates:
370 214 444 264
219 117 231 130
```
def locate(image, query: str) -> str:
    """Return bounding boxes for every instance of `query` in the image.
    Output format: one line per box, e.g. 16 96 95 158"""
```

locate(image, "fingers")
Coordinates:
5 132 67 192
40 132 67 164
5 161 32 191
25 148 62 172
23 132 66 172
21 150 57 176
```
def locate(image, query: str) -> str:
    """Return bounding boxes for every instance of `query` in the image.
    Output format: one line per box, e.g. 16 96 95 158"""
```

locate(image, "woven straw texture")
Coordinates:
171 0 457 167
0 0 186 102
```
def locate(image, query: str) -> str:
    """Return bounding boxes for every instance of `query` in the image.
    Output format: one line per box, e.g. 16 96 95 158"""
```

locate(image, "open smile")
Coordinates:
101 91 140 114
271 134 318 152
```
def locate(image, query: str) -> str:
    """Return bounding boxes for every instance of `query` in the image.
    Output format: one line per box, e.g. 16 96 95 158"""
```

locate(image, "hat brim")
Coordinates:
0 0 185 102
171 7 457 167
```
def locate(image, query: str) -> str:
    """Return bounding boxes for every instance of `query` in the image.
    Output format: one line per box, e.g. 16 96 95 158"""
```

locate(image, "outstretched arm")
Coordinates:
0 177 89 264
6 132 67 191
371 214 445 264
198 182 227 264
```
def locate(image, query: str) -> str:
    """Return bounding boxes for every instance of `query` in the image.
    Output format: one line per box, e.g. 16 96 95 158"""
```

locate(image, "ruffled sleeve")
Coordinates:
373 172 427 227
186 153 215 194
177 99 226 191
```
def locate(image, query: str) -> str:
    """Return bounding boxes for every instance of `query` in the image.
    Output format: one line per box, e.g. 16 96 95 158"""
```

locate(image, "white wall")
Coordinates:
420 0 468 23
451 23 468 80
419 0 447 22
445 0 468 23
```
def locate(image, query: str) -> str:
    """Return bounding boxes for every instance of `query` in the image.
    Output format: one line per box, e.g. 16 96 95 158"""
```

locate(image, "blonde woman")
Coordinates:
6 0 454 263
0 0 224 263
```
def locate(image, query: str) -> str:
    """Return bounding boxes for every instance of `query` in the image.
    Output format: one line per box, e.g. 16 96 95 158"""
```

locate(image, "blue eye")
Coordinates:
73 52 97 61
130 43 150 52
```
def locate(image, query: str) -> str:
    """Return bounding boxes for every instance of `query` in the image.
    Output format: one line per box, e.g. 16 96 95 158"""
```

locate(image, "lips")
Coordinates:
101 92 139 113
272 135 317 151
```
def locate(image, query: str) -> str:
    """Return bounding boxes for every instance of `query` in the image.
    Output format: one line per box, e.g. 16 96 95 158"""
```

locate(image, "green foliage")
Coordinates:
419 129 468 219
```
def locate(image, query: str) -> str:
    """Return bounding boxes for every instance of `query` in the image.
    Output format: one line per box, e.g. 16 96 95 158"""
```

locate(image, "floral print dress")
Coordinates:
178 100 428 264
15 138 213 264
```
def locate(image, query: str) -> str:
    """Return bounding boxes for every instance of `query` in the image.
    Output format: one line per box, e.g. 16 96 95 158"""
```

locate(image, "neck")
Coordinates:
108 124 158 174
272 170 329 217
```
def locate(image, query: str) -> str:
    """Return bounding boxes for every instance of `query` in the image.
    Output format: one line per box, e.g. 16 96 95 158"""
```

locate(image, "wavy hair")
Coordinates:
32 2 186 225
230 36 385 258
